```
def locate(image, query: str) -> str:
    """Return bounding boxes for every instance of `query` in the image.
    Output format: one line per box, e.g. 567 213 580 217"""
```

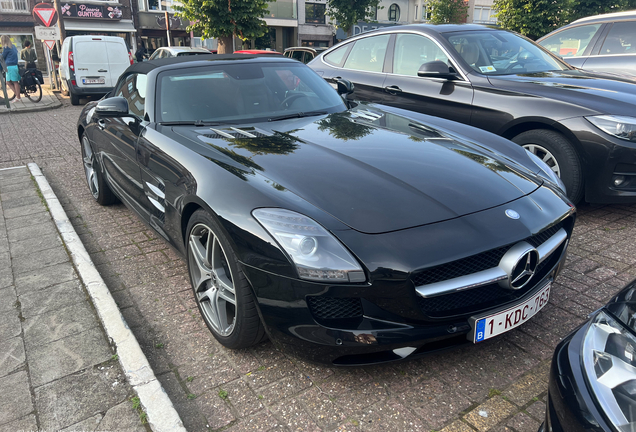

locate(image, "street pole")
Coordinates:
52 0 65 90
165 11 171 46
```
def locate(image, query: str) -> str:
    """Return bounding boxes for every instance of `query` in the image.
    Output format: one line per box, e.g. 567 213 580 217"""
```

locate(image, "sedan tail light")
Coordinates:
129 52 133 65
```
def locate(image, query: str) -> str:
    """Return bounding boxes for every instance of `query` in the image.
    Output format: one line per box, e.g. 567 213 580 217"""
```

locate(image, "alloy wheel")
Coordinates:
188 223 237 337
82 136 99 199
523 143 561 178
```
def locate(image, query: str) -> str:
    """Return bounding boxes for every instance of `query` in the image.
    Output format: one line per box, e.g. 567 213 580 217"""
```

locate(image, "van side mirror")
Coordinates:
95 96 129 117
336 78 355 96
417 61 460 80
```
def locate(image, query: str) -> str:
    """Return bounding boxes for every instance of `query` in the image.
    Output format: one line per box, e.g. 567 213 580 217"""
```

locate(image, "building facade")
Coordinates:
0 0 46 71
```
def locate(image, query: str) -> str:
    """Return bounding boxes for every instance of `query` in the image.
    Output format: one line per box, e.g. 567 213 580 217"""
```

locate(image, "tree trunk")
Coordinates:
217 36 234 54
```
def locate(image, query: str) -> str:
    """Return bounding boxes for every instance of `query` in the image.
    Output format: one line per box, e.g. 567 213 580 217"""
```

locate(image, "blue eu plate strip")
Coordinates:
475 318 486 342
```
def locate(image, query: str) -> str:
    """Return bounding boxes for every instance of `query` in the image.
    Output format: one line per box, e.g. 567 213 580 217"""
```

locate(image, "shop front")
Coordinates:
137 12 189 54
59 0 136 48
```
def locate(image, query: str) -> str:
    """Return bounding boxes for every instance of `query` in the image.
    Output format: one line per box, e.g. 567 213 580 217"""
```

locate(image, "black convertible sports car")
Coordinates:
543 280 636 432
77 54 575 365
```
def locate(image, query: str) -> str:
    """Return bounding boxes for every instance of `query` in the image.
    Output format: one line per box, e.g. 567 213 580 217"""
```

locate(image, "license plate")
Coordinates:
471 282 551 343
82 78 105 85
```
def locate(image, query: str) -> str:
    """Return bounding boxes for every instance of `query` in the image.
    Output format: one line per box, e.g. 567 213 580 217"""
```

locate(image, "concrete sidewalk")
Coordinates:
0 165 147 431
0 85 61 114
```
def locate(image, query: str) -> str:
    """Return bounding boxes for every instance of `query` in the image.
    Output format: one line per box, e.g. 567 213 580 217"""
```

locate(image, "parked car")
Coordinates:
59 35 133 106
284 46 328 64
538 10 636 77
234 49 282 55
542 279 636 432
147 47 211 60
309 24 636 204
77 54 575 365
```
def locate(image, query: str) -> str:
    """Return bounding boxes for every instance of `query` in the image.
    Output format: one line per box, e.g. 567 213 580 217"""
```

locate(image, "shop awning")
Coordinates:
63 19 137 33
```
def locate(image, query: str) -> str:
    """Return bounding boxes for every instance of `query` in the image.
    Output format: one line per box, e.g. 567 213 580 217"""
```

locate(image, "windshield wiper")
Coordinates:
158 120 226 126
268 111 329 122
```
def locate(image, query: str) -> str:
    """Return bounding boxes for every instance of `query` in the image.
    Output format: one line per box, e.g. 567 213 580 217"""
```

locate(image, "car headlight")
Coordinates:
582 310 636 432
525 149 567 194
587 115 636 143
252 208 366 283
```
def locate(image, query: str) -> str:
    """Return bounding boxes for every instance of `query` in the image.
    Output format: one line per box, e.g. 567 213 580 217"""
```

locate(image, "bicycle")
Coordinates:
5 68 43 103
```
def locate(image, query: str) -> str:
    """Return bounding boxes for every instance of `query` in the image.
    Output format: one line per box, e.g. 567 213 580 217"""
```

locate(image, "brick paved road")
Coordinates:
2 96 635 431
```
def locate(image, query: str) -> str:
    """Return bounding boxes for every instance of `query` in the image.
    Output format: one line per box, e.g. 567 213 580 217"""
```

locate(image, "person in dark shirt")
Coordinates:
1 35 21 102
20 40 37 69
135 43 147 62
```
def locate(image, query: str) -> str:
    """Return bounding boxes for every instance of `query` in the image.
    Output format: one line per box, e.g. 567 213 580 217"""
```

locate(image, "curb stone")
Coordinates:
27 162 187 432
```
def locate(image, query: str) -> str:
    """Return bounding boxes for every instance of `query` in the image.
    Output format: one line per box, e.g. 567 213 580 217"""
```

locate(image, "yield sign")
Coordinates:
43 40 56 50
33 3 57 27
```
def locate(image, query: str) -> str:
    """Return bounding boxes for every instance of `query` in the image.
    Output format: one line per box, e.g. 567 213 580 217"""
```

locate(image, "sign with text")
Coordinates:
33 3 58 27
35 26 60 41
59 3 123 19
335 21 398 40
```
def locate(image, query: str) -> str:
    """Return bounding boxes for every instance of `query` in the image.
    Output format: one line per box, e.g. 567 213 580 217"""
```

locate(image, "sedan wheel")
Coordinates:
81 133 118 205
523 144 561 178
513 129 583 204
186 210 266 348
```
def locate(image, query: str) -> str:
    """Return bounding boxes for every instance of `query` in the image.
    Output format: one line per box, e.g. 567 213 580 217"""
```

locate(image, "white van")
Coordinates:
59 35 132 105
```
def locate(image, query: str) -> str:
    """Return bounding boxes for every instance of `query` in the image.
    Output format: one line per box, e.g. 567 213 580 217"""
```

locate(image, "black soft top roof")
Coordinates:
124 54 292 75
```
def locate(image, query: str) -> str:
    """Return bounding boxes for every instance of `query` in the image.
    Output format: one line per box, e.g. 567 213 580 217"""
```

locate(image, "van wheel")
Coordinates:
513 129 583 204
70 90 80 105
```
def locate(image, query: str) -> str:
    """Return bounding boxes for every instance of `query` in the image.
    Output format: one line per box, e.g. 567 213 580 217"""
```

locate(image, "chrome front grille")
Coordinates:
414 219 571 318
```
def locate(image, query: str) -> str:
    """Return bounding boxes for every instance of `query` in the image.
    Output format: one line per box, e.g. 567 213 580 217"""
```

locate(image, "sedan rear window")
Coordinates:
157 62 346 123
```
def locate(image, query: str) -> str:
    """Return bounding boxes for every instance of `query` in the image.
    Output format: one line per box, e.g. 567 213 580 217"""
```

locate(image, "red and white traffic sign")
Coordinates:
43 40 56 50
33 3 57 27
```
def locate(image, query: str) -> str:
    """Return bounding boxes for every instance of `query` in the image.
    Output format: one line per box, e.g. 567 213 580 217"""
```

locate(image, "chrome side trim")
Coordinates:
148 196 165 213
415 227 568 298
537 228 568 263
209 128 234 139
146 182 165 199
230 127 256 138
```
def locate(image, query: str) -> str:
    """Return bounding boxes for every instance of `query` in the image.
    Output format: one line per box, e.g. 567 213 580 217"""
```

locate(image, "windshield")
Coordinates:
157 62 346 123
443 30 570 76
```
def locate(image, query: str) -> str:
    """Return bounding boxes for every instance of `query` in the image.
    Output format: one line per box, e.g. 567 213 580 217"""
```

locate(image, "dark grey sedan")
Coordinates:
538 10 636 78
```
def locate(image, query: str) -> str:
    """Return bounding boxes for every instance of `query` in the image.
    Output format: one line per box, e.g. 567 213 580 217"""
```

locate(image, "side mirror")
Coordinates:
95 96 129 117
336 78 354 96
417 61 459 80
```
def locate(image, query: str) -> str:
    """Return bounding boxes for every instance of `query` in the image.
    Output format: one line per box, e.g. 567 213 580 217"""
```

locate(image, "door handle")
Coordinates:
384 85 402 95
98 69 108 72
97 119 106 129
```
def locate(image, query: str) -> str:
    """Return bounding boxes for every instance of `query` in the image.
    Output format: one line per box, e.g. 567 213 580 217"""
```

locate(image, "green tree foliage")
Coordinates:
175 0 269 53
493 0 567 40
429 0 469 24
327 0 382 34
566 0 636 22
494 0 636 40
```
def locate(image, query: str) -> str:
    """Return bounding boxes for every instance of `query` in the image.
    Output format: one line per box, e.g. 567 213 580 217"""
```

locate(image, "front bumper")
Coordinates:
563 117 636 204
241 186 576 365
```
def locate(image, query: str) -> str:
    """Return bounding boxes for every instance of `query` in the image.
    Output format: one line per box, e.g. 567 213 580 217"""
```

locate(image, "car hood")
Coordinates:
174 107 541 234
488 70 636 117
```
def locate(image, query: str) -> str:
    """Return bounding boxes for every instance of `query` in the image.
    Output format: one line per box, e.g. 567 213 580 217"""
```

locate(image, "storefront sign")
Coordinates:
138 12 188 30
33 3 58 27
59 3 123 20
335 21 397 40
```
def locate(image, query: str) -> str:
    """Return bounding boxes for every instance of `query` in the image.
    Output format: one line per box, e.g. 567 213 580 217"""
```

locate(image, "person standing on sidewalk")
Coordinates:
20 40 37 69
1 35 21 102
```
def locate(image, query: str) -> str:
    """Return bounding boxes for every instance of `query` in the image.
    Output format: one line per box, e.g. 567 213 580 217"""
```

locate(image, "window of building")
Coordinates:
305 3 326 24
0 34 33 51
473 6 497 24
422 2 433 22
0 0 28 13
371 5 378 21
389 4 400 22
143 0 179 12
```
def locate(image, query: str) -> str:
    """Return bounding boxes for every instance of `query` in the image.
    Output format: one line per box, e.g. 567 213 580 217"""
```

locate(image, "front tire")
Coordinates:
513 129 584 203
186 209 266 349
81 133 118 205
